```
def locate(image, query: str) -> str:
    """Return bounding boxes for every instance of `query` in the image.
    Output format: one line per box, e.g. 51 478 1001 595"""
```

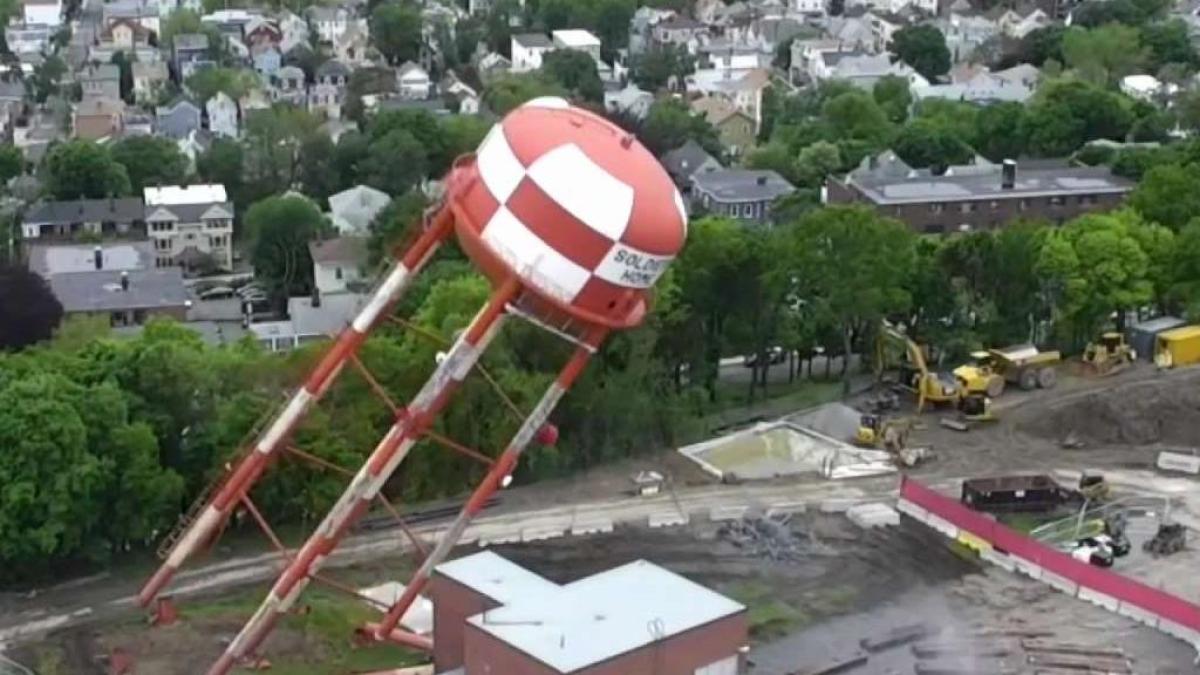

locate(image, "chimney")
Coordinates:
94 245 103 270
1001 159 1017 190
120 270 129 291
756 174 767 185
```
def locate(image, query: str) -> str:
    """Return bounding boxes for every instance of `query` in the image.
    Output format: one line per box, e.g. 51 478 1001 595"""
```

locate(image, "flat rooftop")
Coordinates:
551 29 601 47
848 165 1135 204
49 268 188 312
463 558 745 673
144 183 227 205
435 550 560 605
27 240 153 277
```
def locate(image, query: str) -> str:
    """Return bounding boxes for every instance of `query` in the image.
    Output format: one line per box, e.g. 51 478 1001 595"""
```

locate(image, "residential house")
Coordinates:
244 17 282 49
690 68 771 134
249 292 367 351
825 15 881 52
991 6 1050 38
73 98 125 140
102 0 159 35
21 0 62 28
309 59 350 118
652 15 707 51
333 21 369 64
442 71 480 113
793 0 827 15
252 44 283 76
308 5 353 43
91 18 157 63
132 61 168 104
309 236 367 295
1121 74 1176 102
278 9 309 52
661 139 723 193
696 40 766 76
172 33 211 79
511 33 554 72
49 267 190 326
604 83 654 120
992 62 1039 90
328 184 391 235
4 22 52 56
476 51 511 83
206 91 238 137
691 96 756 156
144 183 234 271
270 65 307 105
122 111 154 135
938 13 999 63
395 61 432 99
200 9 260 36
826 155 1135 232
13 114 62 165
155 98 202 139
809 50 928 89
21 198 146 240
80 64 121 101
690 169 796 223
551 29 602 60
913 69 1035 105
629 7 676 55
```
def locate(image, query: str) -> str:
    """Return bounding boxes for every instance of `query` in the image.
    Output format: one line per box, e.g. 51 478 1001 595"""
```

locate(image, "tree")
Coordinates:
631 44 695 91
159 9 203 49
0 145 22 186
242 105 321 201
298 134 339 202
482 73 568 115
369 190 428 262
361 129 428 195
0 263 62 349
343 66 397 125
794 141 842 188
370 3 422 65
42 141 131 199
1062 25 1146 85
891 118 973 171
196 138 244 202
435 114 491 175
822 89 892 146
1169 218 1200 315
1021 26 1065 66
28 55 66 104
890 25 951 82
638 98 722 157
1129 163 1200 230
244 195 327 296
541 49 603 102
184 67 258 103
110 136 189 192
788 206 916 393
1140 19 1196 70
110 51 134 103
974 102 1029 161
1022 79 1133 156
872 75 912 124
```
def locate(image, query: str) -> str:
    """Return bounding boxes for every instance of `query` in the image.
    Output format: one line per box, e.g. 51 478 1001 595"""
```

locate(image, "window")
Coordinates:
1048 196 1065 207
959 202 976 214
151 221 174 232
929 203 944 214
743 203 754 217
922 223 946 234
155 238 170 251
990 200 1000 211
1018 199 1030 211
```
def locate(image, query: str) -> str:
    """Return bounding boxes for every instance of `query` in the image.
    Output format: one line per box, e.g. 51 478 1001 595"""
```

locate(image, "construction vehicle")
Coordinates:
954 344 1061 398
1078 471 1110 502
1081 332 1136 376
855 414 910 450
1155 325 1200 369
1144 523 1186 556
877 323 964 413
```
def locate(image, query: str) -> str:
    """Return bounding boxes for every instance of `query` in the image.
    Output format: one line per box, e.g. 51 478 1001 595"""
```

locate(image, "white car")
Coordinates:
1071 539 1115 567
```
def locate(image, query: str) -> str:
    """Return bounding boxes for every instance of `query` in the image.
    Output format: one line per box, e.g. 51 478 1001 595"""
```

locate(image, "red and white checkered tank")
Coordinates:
448 97 688 328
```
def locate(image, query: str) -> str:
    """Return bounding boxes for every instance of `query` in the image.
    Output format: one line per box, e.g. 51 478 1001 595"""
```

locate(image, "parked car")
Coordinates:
1071 538 1115 567
199 285 235 300
743 346 786 367
1084 533 1130 557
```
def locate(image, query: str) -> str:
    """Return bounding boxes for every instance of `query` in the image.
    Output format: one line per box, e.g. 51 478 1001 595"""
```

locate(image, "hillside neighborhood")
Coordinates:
5 0 1200 670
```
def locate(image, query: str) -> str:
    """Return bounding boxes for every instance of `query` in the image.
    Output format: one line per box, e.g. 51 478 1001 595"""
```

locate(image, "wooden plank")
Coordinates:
858 623 932 652
1020 639 1126 658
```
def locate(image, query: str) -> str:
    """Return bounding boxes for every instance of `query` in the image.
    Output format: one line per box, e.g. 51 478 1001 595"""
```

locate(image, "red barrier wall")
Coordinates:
899 476 1200 633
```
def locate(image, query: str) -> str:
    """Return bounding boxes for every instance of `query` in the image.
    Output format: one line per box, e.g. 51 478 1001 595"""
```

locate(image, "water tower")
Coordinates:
137 97 688 674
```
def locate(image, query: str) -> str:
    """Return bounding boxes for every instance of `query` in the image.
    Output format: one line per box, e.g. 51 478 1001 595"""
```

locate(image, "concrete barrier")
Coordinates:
1040 569 1080 596
765 501 808 517
570 518 614 536
1011 557 1043 581
1157 451 1200 475
1158 619 1200 647
647 512 689 528
847 503 900 529
709 505 748 522
1078 587 1120 612
521 527 565 543
1117 601 1160 627
819 499 859 513
980 548 1016 572
895 499 929 523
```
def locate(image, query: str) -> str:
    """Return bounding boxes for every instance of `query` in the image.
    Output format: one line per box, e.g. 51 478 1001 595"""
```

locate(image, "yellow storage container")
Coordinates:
1155 325 1200 368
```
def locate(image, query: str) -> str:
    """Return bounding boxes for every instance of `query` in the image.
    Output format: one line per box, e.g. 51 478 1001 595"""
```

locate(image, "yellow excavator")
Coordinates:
877 323 964 413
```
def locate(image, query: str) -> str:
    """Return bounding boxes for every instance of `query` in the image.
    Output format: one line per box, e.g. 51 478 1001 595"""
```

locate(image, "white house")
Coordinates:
396 61 432 99
551 29 602 60
278 9 309 52
1120 74 1177 101
328 185 391 235
510 33 554 72
309 236 367 296
206 91 238 137
604 83 654 120
132 61 168 104
144 184 234 272
308 5 352 42
793 0 826 14
22 0 62 27
443 72 480 113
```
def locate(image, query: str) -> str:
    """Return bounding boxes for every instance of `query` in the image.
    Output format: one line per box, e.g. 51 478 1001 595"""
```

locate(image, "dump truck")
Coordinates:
960 474 1083 513
1154 325 1200 369
954 344 1061 398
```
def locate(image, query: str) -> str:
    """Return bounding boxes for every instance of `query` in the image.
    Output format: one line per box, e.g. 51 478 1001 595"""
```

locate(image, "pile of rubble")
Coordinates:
716 514 825 563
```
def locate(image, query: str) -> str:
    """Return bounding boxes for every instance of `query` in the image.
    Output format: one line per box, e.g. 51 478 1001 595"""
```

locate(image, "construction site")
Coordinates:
3 100 1200 675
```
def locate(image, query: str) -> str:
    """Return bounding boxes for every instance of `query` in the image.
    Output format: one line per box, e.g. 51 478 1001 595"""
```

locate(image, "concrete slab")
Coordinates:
521 527 564 543
847 503 900 529
1157 451 1200 475
709 505 748 522
980 548 1016 572
570 518 614 536
647 512 689 528
765 501 808 517
1077 587 1120 612
819 498 860 513
1116 601 1160 627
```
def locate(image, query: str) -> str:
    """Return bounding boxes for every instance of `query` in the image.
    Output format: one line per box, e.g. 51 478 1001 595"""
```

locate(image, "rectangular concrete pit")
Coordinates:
569 518 614 536
647 512 689 528
709 505 748 522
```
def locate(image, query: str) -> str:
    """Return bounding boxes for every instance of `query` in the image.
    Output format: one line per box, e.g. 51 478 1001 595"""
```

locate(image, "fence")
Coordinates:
897 476 1200 649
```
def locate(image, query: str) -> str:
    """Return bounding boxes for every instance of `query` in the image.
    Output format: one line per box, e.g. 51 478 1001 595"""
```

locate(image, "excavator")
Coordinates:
876 322 980 414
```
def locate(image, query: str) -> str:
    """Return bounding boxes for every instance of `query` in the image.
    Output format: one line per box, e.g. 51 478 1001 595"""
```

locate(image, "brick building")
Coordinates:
429 551 747 675
826 153 1134 233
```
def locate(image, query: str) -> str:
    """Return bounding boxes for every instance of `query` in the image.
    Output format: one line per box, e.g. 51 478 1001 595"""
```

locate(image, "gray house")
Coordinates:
172 32 210 78
80 63 121 100
155 99 202 139
21 198 146 240
690 169 796 224
661 140 723 193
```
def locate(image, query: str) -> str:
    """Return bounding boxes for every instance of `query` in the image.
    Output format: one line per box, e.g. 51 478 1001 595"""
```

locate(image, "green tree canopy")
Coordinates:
974 102 1029 162
245 195 328 297
891 118 973 171
638 98 722 156
42 140 131 199
110 136 189 192
872 75 912 124
0 263 62 350
541 49 604 102
370 3 423 65
0 144 22 185
890 24 951 82
631 45 695 91
1129 162 1200 230
1062 24 1146 85
184 67 259 103
482 73 568 115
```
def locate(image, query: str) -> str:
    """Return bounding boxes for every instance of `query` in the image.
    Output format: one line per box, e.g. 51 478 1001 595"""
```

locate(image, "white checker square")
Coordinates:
526 144 635 241
481 206 592 301
476 125 526 203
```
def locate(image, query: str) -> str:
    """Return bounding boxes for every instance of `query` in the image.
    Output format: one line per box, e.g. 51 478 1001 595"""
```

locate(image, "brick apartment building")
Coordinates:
429 551 747 675
826 153 1134 233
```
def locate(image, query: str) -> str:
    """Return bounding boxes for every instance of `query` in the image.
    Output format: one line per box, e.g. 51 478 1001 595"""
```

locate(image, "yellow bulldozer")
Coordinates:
1081 332 1136 376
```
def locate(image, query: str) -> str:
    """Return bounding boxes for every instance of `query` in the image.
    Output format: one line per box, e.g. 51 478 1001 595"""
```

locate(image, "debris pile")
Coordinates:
716 515 823 563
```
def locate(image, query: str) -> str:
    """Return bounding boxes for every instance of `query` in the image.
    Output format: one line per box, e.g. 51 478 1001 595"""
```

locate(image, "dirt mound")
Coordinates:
1022 376 1200 446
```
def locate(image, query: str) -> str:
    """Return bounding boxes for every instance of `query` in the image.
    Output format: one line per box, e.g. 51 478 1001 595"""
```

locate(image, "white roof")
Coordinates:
436 551 560 604
551 29 601 47
328 184 391 235
465 558 744 673
144 183 227 205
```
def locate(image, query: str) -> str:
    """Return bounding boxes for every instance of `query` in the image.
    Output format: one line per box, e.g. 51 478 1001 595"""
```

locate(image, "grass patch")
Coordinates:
32 647 67 675
726 580 805 641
